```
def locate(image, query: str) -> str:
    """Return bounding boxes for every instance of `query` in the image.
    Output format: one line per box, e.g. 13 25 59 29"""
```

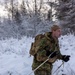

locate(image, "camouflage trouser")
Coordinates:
34 70 51 75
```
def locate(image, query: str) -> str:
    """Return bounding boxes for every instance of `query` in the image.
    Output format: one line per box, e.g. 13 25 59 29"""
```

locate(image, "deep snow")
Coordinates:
0 34 75 75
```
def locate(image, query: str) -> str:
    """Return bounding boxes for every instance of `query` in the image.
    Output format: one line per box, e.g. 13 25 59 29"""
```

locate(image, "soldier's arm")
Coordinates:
56 50 63 60
36 49 48 61
36 49 59 63
55 42 63 60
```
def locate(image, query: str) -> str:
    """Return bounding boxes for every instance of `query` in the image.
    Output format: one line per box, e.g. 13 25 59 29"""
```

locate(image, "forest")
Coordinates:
0 0 75 38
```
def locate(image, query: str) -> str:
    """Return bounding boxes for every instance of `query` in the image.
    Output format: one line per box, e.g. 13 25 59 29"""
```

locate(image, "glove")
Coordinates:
46 50 51 56
46 50 58 58
50 51 59 58
62 55 70 62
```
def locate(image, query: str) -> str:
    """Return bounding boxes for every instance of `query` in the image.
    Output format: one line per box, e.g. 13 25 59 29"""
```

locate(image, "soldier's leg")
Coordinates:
34 70 51 75
46 70 52 75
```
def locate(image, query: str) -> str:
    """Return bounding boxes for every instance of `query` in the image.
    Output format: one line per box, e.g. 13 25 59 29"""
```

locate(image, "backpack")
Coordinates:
29 34 45 56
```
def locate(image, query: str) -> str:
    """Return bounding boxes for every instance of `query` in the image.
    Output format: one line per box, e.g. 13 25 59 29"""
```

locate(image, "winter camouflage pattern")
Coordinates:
32 32 62 74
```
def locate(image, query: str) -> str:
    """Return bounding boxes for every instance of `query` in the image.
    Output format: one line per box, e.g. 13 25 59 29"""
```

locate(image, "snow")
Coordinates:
0 34 75 75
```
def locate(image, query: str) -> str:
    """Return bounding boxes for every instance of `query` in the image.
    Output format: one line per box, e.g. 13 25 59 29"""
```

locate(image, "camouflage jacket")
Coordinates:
32 32 62 72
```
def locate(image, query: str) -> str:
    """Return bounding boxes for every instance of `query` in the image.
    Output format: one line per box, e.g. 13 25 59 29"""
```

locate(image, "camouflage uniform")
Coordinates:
32 32 62 75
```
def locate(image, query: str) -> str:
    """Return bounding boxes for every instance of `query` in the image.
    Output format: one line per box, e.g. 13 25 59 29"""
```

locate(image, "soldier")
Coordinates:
32 25 70 75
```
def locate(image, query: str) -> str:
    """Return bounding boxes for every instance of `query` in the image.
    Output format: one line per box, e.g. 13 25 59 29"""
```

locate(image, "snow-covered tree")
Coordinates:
56 0 75 34
0 0 58 38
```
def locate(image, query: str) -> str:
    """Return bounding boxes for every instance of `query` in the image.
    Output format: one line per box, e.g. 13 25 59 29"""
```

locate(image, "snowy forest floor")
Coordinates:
0 34 75 75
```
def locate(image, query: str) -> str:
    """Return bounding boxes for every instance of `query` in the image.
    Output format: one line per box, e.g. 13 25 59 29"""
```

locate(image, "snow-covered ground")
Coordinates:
0 34 75 75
